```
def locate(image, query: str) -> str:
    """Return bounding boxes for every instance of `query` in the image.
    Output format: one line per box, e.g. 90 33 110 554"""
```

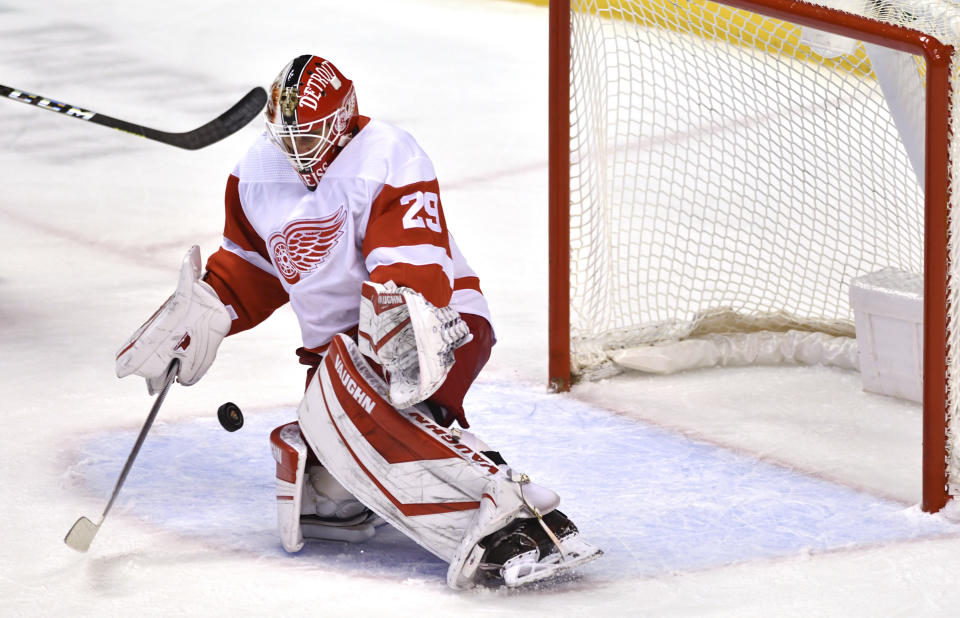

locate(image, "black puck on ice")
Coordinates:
217 402 244 432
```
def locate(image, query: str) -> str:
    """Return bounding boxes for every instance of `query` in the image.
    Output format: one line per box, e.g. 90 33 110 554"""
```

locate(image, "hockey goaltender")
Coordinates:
114 54 602 588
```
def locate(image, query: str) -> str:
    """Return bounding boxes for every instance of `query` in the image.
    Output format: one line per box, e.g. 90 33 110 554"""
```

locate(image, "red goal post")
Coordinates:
548 0 955 512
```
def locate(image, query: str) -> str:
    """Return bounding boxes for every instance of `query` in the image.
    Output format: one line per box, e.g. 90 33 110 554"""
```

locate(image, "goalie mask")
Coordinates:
265 55 359 190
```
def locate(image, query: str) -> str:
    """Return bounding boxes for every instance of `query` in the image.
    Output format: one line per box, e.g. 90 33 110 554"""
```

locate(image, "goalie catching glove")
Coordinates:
358 280 472 409
116 246 231 394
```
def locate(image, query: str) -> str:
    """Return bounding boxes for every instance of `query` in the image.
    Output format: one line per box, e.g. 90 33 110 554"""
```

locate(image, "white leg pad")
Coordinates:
299 334 550 588
269 422 308 553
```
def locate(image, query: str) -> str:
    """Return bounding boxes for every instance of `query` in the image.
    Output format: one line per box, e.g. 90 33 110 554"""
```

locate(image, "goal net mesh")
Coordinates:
566 0 960 492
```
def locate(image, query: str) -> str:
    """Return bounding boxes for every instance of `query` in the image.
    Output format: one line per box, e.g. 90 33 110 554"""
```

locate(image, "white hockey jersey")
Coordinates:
204 117 492 357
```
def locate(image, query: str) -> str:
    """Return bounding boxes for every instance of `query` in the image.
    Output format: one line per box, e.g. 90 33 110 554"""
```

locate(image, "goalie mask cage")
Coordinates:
547 0 960 512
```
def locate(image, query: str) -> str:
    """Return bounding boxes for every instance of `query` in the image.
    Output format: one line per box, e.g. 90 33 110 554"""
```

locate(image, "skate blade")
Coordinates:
503 536 603 587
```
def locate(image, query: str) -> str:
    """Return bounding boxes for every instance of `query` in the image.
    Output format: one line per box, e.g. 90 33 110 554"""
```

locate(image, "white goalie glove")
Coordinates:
358 280 472 409
116 246 231 394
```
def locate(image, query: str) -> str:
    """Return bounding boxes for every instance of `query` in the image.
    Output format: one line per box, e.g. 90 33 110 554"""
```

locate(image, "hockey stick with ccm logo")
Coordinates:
1 84 266 150
64 359 180 552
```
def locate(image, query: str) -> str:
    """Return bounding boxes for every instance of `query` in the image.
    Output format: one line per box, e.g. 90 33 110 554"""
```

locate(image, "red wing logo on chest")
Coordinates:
269 206 347 284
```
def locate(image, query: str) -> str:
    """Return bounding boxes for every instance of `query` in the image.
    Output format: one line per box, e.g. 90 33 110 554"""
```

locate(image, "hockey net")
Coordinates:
548 0 960 511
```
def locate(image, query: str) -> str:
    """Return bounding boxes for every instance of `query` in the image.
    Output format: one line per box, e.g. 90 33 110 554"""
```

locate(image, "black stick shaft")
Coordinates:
100 359 180 520
0 84 266 149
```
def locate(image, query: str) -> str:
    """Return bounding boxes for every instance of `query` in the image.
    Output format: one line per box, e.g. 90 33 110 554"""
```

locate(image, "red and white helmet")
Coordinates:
265 55 359 190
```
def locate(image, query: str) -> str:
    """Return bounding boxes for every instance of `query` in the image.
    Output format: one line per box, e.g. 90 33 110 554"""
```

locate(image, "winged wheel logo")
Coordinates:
269 206 347 284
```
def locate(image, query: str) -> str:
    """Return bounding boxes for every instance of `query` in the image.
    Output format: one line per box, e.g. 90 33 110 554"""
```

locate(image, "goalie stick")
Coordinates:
64 359 179 552
1 84 266 150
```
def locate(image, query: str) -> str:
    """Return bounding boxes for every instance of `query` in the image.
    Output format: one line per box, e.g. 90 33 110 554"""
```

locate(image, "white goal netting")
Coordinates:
565 0 960 496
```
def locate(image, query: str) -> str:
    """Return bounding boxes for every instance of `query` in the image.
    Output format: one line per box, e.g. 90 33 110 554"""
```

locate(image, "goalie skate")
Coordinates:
477 510 603 588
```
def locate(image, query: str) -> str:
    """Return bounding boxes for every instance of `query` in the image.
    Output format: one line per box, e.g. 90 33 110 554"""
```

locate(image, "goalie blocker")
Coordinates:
295 333 602 588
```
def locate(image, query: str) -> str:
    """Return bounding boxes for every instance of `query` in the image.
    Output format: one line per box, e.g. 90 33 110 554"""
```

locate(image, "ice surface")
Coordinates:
71 386 959 583
4 0 960 616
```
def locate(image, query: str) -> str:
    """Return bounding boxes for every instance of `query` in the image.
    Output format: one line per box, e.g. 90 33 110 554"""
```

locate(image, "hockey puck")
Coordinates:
217 402 244 432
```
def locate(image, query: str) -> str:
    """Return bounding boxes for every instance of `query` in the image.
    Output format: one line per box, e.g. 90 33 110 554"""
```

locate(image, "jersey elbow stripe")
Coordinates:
453 276 481 293
224 174 271 261
369 263 453 308
364 245 454 285
222 237 280 277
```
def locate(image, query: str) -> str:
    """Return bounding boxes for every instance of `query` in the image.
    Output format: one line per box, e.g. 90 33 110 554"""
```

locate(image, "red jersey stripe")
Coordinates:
453 276 482 293
224 174 271 262
205 249 289 336
370 263 453 308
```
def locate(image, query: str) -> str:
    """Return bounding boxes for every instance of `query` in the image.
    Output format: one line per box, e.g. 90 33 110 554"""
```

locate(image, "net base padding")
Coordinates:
573 308 858 378
609 329 858 375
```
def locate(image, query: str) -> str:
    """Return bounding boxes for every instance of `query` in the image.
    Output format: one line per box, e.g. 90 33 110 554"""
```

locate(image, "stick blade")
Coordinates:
64 516 100 552
166 86 267 150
